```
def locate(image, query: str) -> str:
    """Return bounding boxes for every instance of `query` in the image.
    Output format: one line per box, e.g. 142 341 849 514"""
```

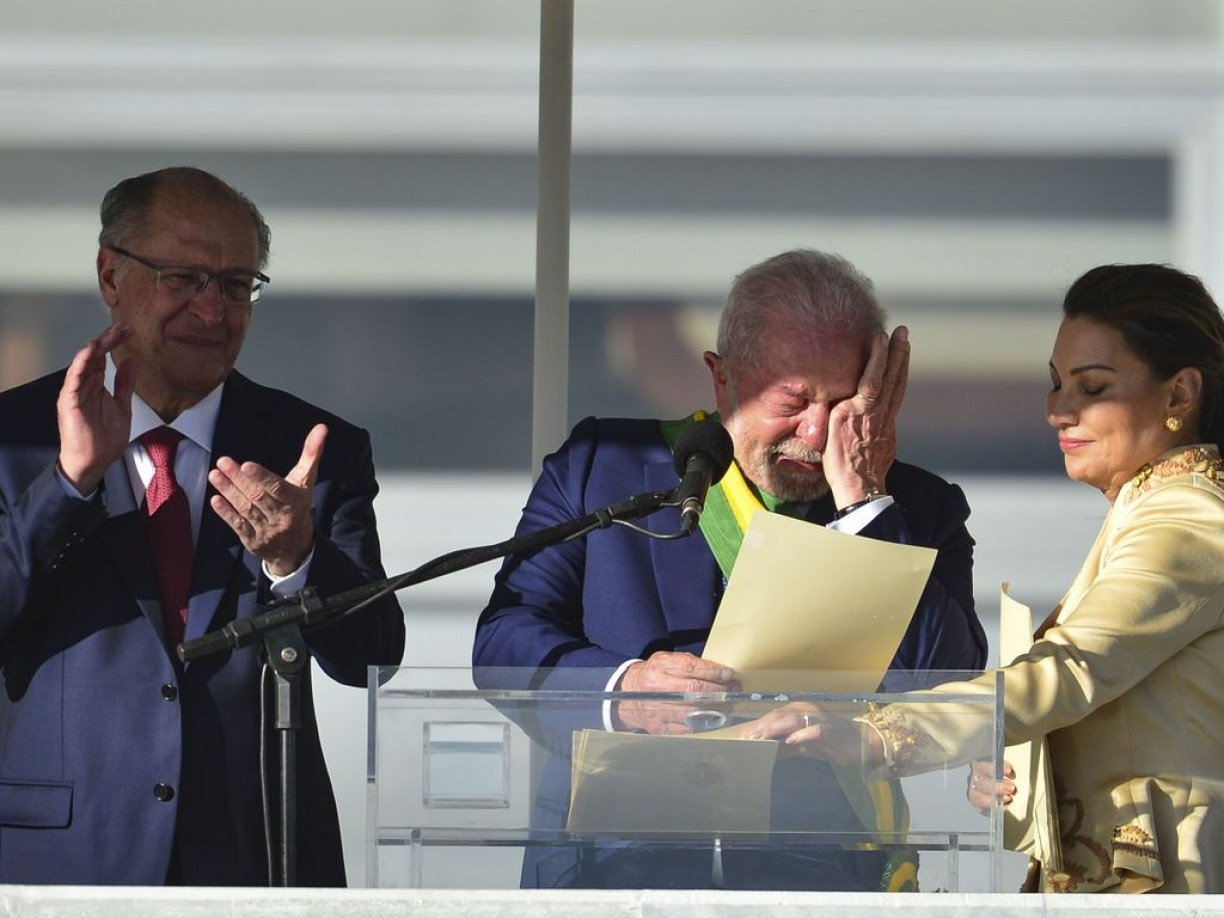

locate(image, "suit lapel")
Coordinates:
96 459 167 644
644 460 722 645
185 374 267 643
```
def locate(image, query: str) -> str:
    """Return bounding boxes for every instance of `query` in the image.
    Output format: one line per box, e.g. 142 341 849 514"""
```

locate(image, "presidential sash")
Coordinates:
659 411 918 891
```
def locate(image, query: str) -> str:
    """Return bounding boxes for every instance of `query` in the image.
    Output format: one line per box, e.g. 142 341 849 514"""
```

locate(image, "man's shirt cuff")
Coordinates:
54 464 96 501
602 658 641 732
827 495 894 533
264 549 315 597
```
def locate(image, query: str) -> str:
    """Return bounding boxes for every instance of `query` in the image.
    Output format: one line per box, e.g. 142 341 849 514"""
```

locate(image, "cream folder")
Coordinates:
702 510 937 692
1000 585 1062 873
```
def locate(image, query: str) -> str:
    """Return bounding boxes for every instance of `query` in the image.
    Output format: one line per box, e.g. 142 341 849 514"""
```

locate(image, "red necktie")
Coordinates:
140 426 193 648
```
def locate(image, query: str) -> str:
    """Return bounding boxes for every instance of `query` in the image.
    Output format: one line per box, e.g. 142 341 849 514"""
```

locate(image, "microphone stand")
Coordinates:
177 484 683 886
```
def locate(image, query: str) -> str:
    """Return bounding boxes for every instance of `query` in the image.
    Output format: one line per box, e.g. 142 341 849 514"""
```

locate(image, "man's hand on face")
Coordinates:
208 423 327 577
57 325 137 496
820 325 910 510
613 651 739 734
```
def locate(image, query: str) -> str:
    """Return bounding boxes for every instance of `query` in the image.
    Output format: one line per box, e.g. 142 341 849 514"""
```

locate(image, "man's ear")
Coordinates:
704 351 734 417
97 247 121 309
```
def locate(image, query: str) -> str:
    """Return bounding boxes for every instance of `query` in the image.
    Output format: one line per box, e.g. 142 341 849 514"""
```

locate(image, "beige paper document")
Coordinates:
566 729 778 834
701 511 937 692
1000 585 1063 872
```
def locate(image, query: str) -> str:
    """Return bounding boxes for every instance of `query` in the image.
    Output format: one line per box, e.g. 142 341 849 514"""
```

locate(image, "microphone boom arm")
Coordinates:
178 486 679 663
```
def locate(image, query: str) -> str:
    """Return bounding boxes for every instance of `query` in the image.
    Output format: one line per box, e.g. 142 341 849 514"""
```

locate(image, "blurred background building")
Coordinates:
2 0 1223 884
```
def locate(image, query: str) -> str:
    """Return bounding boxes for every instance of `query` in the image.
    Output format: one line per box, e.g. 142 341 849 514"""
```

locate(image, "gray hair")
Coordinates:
99 166 271 269
717 249 886 370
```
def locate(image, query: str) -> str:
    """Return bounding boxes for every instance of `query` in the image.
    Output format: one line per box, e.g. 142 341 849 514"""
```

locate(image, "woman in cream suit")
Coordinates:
742 263 1224 893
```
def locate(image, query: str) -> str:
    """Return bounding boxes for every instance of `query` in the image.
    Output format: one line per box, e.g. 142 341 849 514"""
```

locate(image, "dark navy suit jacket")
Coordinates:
472 417 987 890
474 417 985 676
0 369 405 885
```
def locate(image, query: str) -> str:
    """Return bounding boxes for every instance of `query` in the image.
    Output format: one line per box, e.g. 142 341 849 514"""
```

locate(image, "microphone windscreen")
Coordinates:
671 420 735 482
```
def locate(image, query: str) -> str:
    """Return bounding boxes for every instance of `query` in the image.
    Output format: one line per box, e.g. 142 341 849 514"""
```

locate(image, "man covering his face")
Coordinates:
473 248 986 891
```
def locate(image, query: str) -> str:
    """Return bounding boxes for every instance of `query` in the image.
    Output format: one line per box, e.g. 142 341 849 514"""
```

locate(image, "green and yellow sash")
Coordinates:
660 411 917 892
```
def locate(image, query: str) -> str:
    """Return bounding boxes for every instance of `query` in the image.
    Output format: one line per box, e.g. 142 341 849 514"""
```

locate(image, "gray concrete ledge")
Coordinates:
3 888 1224 918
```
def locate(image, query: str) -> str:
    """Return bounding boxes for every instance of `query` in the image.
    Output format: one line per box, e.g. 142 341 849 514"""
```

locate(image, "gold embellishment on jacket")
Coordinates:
1054 776 1113 892
1112 824 1159 858
860 703 934 771
1047 872 1073 893
1131 464 1153 490
1128 445 1223 497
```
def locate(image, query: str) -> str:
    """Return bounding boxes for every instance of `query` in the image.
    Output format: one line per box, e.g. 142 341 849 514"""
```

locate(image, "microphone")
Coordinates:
671 420 735 534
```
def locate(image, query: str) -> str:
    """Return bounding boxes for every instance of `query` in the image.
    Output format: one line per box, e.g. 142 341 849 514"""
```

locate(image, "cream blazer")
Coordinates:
867 445 1224 893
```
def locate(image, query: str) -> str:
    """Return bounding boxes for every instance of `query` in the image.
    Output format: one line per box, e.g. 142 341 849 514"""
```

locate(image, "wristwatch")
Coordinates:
832 490 888 521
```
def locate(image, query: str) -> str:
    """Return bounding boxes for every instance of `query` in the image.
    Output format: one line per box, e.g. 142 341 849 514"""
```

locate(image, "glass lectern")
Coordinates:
368 667 1005 892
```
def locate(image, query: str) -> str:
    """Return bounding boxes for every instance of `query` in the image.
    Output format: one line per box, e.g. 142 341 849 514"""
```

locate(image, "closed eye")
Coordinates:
770 401 807 415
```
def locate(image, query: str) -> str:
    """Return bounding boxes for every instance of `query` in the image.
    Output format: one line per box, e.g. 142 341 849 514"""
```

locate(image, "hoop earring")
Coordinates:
1166 415 1184 433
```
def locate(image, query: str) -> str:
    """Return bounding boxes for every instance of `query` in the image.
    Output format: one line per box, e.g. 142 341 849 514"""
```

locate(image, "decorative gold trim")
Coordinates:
1113 823 1154 847
858 702 935 772
1055 775 1114 891
1112 823 1159 859
1127 445 1223 498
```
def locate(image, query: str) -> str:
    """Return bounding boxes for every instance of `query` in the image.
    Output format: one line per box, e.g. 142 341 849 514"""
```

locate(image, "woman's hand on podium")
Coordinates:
730 701 885 768
967 757 1016 815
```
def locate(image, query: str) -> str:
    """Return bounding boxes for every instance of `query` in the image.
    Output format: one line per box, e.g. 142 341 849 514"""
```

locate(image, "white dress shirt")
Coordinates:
56 360 313 597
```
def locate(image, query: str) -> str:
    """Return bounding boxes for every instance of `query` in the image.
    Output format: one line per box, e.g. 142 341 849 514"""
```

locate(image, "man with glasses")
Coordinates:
0 167 405 885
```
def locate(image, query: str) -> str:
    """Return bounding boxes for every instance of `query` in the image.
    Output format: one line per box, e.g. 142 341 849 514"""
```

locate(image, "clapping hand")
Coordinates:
208 423 327 577
57 325 137 495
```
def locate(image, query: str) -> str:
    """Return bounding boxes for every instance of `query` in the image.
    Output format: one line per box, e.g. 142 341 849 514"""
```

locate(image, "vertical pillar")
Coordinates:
532 0 574 472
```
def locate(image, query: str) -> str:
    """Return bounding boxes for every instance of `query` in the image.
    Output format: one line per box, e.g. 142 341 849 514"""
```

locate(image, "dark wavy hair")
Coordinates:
1063 263 1224 446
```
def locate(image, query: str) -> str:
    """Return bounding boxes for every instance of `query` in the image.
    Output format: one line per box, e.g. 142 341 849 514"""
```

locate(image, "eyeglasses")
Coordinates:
109 245 270 306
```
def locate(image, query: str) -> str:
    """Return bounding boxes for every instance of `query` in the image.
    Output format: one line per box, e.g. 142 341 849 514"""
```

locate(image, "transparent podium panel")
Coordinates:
368 667 1005 892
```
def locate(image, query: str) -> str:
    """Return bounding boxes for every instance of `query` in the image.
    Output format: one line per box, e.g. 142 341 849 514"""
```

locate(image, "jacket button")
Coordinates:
154 783 175 802
161 684 178 701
